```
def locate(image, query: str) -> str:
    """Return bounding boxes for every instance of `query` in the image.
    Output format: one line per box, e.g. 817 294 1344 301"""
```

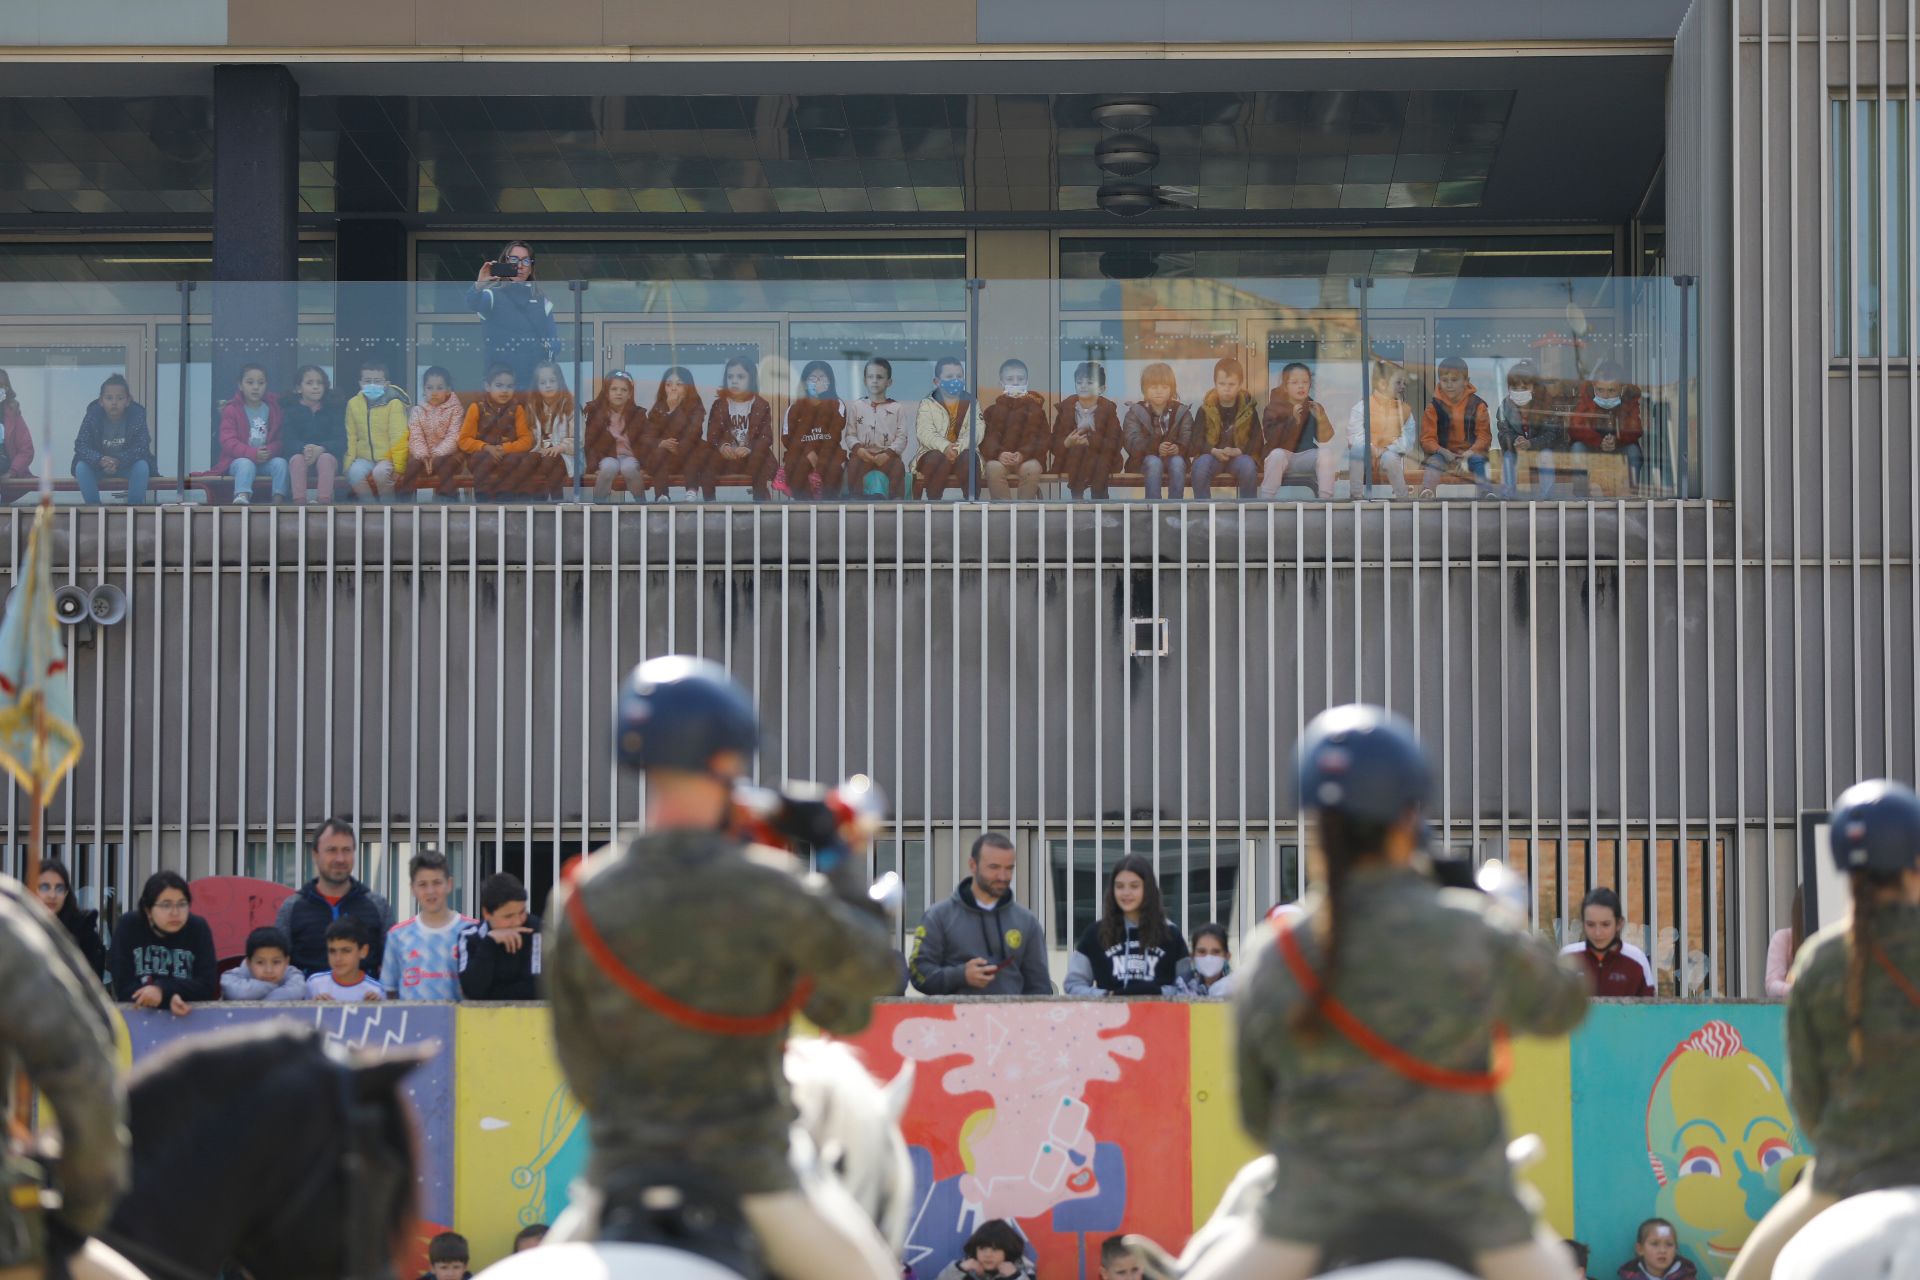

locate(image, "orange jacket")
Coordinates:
458 397 532 454
1420 384 1491 456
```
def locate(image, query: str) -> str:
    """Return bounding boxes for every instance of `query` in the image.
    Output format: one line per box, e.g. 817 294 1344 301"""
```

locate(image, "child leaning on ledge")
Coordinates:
220 925 306 1002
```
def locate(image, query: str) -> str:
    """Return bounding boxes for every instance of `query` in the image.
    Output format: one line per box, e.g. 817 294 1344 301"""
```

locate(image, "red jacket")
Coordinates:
1568 383 1645 449
0 399 36 478
1567 941 1655 997
216 392 283 470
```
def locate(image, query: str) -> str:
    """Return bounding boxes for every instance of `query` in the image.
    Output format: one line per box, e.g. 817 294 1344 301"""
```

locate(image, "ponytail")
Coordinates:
1292 810 1389 1039
1846 869 1881 1067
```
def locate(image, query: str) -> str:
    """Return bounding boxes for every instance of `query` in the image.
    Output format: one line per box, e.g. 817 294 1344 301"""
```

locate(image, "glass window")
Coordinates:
1831 97 1913 358
1058 319 1240 420
788 321 969 406
415 239 967 315
1047 837 1244 948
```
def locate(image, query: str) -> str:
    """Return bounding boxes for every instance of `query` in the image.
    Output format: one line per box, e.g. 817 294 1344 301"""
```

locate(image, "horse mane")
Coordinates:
785 1039 913 1253
127 1022 419 1264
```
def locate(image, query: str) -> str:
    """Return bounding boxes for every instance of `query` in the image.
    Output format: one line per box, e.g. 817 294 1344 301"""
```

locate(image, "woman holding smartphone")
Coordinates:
464 239 559 394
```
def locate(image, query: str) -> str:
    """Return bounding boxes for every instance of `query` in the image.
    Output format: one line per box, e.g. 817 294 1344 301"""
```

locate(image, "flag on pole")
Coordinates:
0 503 82 800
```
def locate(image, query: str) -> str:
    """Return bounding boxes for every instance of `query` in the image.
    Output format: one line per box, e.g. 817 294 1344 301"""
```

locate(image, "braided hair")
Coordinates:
1291 809 1392 1038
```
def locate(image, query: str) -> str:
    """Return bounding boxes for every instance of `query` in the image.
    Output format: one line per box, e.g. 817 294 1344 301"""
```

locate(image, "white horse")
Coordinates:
480 1039 915 1280
1131 1142 1555 1280
1773 1188 1920 1280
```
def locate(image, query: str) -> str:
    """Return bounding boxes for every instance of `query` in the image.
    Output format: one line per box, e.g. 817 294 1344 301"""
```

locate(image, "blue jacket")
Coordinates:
464 282 559 389
72 399 154 472
273 878 393 978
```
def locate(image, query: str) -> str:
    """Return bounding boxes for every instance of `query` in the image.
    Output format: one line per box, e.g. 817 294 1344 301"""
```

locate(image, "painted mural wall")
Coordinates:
122 999 1793 1278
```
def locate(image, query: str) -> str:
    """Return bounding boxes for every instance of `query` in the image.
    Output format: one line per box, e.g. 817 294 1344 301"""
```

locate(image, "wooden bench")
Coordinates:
0 475 183 503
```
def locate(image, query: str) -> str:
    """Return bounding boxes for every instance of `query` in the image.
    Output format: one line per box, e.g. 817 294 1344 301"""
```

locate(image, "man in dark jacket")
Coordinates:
909 834 1053 995
274 818 393 978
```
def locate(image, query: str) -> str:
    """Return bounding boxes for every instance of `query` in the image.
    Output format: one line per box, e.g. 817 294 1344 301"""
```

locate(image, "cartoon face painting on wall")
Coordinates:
1642 1020 1810 1277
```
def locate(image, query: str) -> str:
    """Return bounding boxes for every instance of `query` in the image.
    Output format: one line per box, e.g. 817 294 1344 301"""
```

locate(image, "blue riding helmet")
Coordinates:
1828 779 1920 876
1295 704 1432 825
615 655 759 775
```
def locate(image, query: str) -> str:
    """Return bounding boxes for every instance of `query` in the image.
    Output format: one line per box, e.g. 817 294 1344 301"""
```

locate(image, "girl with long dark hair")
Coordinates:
1183 705 1588 1280
699 355 776 501
34 856 105 977
108 870 218 1015
643 365 707 501
1065 854 1188 995
1725 780 1920 1280
282 363 346 503
783 360 847 499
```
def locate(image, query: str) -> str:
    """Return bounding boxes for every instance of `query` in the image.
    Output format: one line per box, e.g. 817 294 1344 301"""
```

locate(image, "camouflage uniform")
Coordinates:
543 827 901 1201
1786 902 1920 1196
1233 864 1589 1253
0 874 128 1249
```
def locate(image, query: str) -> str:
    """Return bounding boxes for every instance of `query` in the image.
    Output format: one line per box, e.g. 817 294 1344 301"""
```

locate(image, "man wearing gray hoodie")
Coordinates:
909 835 1054 995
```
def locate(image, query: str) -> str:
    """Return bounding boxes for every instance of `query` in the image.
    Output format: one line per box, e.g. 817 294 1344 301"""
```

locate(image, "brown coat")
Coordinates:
979 392 1052 463
705 394 776 456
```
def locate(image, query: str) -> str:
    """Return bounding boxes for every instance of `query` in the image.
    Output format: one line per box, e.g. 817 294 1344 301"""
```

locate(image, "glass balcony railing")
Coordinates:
0 273 1700 505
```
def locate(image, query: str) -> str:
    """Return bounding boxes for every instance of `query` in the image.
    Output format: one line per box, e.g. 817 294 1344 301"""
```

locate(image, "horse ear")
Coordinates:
882 1061 914 1124
352 1042 436 1100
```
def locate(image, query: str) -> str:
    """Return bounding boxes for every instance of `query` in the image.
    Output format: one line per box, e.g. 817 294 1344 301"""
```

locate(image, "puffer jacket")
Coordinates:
346 388 413 467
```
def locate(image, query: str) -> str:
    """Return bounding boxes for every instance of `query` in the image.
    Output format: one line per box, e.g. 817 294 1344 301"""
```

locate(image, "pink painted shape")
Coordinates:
191 875 295 961
892 1002 1145 1222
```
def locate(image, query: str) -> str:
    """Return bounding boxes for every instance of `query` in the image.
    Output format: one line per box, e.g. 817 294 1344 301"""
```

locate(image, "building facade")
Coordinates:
0 1 1902 996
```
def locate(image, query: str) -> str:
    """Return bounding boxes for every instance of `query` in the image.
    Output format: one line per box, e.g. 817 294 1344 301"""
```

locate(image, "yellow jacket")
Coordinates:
345 392 411 468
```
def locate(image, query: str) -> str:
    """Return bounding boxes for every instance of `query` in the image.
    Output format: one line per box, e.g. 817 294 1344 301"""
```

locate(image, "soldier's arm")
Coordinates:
787 875 902 1035
1491 917 1590 1038
0 896 128 1233
538 891 603 1112
1784 955 1829 1142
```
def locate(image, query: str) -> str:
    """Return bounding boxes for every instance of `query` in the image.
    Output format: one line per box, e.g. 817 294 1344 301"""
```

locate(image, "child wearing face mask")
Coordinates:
785 360 847 500
1494 360 1565 499
0 369 38 481
913 356 980 500
1569 361 1645 495
699 356 777 501
401 366 466 498
1052 360 1124 500
345 359 412 502
980 359 1051 500
215 363 290 505
1175 923 1235 998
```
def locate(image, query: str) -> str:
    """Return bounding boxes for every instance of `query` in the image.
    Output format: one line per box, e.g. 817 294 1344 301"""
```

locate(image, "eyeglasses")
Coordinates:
152 899 191 912
37 882 67 896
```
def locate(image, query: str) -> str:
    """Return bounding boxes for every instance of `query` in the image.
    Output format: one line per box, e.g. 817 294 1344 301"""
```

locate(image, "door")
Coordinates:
0 325 150 489
600 322 782 424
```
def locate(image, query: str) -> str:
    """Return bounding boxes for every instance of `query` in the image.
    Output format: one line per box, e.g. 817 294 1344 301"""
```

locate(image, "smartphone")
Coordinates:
488 260 522 279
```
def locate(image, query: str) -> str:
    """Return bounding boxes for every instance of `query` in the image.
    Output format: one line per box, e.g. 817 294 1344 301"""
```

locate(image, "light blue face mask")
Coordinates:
361 384 387 402
1593 395 1621 410
938 377 967 398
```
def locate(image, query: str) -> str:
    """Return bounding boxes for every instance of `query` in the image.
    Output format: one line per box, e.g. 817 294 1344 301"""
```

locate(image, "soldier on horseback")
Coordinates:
543 656 905 1280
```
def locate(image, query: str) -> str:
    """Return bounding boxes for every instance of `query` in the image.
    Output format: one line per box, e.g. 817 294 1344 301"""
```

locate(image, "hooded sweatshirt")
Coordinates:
220 963 308 1002
1065 918 1189 996
72 398 154 472
108 912 219 1003
907 877 1054 996
408 393 466 460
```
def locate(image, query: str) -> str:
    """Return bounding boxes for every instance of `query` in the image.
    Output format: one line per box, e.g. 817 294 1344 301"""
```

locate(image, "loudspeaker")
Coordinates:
87 584 127 626
53 585 90 625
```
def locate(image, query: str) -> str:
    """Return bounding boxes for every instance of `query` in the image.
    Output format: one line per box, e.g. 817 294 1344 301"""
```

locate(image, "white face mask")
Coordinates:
1507 389 1533 407
1593 395 1622 410
1194 955 1227 979
1002 379 1027 397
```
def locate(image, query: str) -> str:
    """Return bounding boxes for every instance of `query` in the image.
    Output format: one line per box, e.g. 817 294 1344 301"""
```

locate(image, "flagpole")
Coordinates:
14 495 52 1136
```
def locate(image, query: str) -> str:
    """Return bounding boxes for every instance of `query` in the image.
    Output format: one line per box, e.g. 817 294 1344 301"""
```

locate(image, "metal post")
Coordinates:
570 280 588 501
176 281 195 501
966 277 984 501
1675 274 1695 498
1355 276 1374 499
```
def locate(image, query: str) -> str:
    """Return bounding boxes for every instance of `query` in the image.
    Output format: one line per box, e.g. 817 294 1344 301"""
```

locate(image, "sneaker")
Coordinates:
1418 487 1436 499
233 493 252 506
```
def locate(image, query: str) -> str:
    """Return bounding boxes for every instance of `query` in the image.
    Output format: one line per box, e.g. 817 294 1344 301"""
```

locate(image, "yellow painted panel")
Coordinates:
1188 1001 1264 1227
1499 1034 1576 1239
452 1005 578 1270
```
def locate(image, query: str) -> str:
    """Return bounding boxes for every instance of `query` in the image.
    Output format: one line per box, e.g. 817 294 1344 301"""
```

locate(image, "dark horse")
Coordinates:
99 1023 427 1280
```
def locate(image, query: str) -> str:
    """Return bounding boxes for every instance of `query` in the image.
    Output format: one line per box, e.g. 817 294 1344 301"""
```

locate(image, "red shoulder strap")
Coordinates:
561 856 815 1038
1275 915 1512 1095
1872 942 1920 1010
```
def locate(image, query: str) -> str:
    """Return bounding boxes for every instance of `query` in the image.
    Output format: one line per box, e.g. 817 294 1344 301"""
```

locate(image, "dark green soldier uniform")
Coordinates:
1787 904 1920 1196
1235 865 1590 1252
0 873 129 1266
544 826 901 1198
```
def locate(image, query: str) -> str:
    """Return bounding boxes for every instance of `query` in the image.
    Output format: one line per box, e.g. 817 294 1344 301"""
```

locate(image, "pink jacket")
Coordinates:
215 392 283 470
1765 927 1796 999
0 400 35 478
408 394 465 459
